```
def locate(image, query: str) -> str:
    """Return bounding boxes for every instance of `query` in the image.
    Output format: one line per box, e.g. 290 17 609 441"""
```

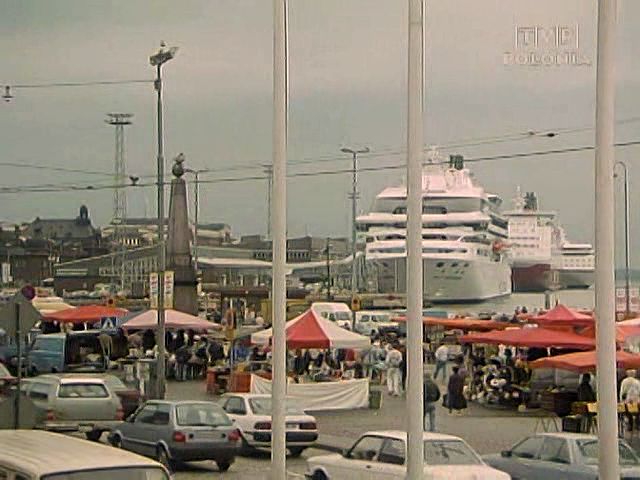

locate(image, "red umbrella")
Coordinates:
529 304 594 328
530 350 640 373
43 305 128 324
460 327 595 350
393 315 514 331
579 324 640 344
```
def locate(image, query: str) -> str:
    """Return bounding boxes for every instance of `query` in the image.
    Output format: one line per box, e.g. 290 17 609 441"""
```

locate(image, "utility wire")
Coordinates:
2 79 153 89
1 140 638 195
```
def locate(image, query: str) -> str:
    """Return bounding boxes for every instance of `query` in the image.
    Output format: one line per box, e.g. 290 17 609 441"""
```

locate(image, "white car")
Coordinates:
311 302 353 330
355 311 399 337
305 430 511 480
221 393 318 457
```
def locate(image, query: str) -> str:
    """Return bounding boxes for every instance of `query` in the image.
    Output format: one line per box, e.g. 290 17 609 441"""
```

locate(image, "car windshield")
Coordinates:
58 383 108 398
334 312 351 320
424 440 482 465
578 439 640 466
175 403 232 427
43 467 169 480
249 398 305 415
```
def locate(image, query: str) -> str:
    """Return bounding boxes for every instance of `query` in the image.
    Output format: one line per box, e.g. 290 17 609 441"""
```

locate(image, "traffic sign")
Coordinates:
149 273 159 309
100 316 117 330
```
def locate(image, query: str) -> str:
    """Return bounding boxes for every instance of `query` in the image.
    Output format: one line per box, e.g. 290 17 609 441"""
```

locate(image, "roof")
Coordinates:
535 432 598 440
24 374 107 385
363 430 462 441
0 431 163 476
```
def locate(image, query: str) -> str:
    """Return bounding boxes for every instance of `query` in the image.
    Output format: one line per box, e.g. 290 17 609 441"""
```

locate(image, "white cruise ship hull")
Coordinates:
369 255 511 303
558 269 594 289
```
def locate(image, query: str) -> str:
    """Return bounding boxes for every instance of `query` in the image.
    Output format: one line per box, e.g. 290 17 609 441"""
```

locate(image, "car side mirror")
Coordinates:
501 450 512 458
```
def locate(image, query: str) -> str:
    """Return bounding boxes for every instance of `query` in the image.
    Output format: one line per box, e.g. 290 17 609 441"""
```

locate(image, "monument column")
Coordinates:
167 154 198 315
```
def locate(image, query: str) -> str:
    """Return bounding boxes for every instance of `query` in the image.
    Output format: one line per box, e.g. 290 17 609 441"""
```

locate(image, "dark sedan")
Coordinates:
109 400 240 472
483 432 640 480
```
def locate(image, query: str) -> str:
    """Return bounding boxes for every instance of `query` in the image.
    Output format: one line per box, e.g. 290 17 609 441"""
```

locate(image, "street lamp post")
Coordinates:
341 146 369 326
615 161 631 317
184 168 205 277
150 42 178 400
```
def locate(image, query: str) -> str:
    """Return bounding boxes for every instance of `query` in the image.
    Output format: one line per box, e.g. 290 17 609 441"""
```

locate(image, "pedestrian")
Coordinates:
400 345 408 391
620 369 640 403
423 374 440 432
447 365 467 415
433 343 449 382
385 343 403 396
577 373 596 402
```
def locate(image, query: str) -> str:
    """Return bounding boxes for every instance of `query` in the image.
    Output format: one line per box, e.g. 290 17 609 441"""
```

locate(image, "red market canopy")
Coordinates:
530 350 640 373
43 305 129 324
251 309 371 349
393 315 513 332
460 327 595 350
121 309 220 332
580 324 640 344
529 304 594 328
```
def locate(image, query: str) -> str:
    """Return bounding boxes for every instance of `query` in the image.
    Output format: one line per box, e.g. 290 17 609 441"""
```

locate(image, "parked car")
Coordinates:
221 393 318 457
311 302 353 330
109 400 239 472
0 430 170 480
27 330 107 375
483 432 640 480
354 311 399 337
22 373 124 441
96 373 142 418
305 430 510 479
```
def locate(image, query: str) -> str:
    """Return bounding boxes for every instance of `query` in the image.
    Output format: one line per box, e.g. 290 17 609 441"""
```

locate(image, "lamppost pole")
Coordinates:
615 161 631 317
594 0 619 478
150 43 178 400
185 168 205 277
341 146 369 325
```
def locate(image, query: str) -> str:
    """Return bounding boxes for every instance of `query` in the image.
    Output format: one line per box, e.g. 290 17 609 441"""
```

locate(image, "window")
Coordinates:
58 383 108 398
511 436 544 459
348 436 385 461
176 403 231 427
539 437 570 464
224 397 247 415
424 440 482 465
578 439 640 466
378 438 405 465
248 398 304 415
27 382 50 400
32 337 64 352
135 404 160 424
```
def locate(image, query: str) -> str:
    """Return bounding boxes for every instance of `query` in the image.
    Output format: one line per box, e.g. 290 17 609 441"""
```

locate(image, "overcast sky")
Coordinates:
1 1 639 264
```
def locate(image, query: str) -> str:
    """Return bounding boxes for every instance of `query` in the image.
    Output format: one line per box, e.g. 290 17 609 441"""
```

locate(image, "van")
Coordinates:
27 331 106 375
0 430 170 480
311 302 353 330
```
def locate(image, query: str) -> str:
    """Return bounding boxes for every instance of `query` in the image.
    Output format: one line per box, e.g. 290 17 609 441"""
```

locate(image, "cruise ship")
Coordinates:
357 154 511 303
505 190 594 292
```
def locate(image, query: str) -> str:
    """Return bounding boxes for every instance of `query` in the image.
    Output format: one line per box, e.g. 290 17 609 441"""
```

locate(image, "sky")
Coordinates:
0 1 639 265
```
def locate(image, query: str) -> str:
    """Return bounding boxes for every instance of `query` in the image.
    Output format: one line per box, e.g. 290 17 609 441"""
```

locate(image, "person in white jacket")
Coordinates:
385 344 403 396
620 369 640 403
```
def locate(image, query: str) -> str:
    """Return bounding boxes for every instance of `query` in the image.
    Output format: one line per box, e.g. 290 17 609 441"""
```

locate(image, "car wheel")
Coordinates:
239 438 255 456
85 430 102 442
110 434 122 448
156 446 176 472
288 447 306 457
311 471 328 480
216 460 232 472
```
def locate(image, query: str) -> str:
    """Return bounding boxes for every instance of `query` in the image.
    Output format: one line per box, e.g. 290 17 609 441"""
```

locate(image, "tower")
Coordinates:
106 113 133 290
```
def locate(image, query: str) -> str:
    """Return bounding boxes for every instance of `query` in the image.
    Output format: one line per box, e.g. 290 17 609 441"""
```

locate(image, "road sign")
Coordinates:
100 316 117 330
149 273 159 309
164 271 174 309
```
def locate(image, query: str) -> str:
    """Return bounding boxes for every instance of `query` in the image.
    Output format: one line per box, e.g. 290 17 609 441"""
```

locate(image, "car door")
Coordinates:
376 438 407 479
503 435 545 480
325 435 387 479
535 437 572 480
121 403 160 456
223 396 249 434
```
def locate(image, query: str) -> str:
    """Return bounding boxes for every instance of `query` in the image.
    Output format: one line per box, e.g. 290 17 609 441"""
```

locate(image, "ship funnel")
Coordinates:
449 154 464 170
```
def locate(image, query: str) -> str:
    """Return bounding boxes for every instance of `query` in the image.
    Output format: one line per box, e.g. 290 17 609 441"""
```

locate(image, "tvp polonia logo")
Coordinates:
504 25 592 67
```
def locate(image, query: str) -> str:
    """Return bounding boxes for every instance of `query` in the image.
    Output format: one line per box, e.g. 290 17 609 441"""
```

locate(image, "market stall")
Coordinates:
249 373 369 411
247 309 371 410
528 304 594 330
120 309 220 332
41 305 129 331
460 326 596 349
530 350 640 373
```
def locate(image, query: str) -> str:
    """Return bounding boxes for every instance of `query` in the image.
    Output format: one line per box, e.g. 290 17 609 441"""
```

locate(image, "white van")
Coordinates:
311 302 353 330
354 311 400 337
0 430 170 480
